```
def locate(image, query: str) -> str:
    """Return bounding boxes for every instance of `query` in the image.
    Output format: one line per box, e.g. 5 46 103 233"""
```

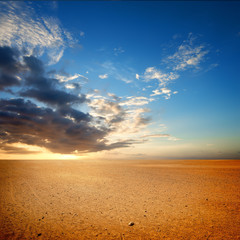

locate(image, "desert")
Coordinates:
0 159 239 240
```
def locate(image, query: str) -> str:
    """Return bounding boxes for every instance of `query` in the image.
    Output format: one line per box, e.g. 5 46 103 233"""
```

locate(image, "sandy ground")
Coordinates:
0 160 240 240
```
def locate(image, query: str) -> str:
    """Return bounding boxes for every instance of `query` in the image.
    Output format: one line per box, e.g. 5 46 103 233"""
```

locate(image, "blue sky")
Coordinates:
0 1 239 159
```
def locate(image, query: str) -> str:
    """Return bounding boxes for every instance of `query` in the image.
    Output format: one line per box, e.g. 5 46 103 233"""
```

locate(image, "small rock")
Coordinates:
206 198 208 201
37 233 42 237
128 222 134 226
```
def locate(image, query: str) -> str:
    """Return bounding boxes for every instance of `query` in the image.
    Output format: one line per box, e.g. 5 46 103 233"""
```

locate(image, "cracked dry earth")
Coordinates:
0 159 240 240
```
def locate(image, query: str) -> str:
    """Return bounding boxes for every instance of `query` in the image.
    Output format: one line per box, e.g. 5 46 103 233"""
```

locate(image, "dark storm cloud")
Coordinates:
0 98 112 154
21 55 86 107
24 56 44 74
0 46 22 89
0 46 20 73
21 88 86 106
0 73 20 90
58 106 91 122
0 46 139 154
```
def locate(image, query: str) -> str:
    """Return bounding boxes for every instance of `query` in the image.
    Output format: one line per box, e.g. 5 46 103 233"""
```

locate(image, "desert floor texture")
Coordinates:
0 159 240 240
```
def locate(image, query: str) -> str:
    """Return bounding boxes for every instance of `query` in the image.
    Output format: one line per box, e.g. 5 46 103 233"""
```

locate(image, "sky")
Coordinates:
0 1 239 160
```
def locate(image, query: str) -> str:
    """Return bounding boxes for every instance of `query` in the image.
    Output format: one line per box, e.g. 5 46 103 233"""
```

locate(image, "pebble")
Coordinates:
128 222 134 226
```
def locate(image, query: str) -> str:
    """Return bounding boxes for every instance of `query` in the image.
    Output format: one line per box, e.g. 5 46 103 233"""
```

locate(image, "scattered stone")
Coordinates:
37 233 42 237
185 205 188 207
128 222 134 226
206 198 208 201
42 216 44 219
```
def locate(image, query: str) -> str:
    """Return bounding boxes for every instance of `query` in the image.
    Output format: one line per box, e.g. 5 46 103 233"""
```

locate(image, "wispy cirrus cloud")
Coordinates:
54 73 88 83
143 67 179 85
101 61 133 84
142 33 212 100
0 2 76 65
166 33 209 71
141 134 180 141
113 47 125 56
142 67 179 99
119 96 154 106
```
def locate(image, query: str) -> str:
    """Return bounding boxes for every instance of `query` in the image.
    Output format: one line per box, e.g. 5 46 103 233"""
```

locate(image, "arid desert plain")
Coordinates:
0 160 240 240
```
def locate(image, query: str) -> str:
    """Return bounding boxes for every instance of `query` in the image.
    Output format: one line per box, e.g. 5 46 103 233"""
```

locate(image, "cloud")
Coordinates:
113 47 125 56
0 47 142 154
142 34 211 100
136 74 140 80
0 96 135 154
0 2 76 64
143 66 177 99
101 61 133 84
0 143 43 154
0 46 22 90
119 96 153 106
150 88 172 99
48 49 64 65
107 93 121 101
141 134 170 138
99 74 108 79
141 133 180 141
144 67 179 86
0 98 108 154
65 83 81 90
17 55 87 107
166 33 209 71
21 89 85 106
54 73 87 82
87 92 152 143
89 97 126 127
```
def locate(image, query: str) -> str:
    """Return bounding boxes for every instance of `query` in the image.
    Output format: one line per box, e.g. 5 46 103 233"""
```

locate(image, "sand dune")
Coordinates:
0 160 240 239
